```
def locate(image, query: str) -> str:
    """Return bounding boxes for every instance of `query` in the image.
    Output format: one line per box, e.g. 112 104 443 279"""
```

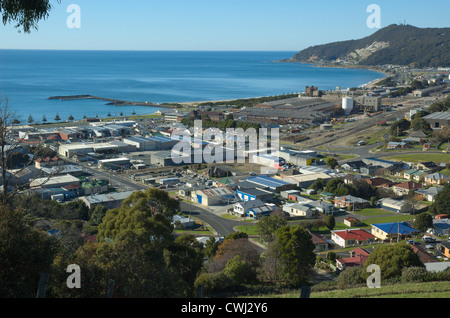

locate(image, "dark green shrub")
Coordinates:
194 272 234 297
401 266 430 283
337 266 365 289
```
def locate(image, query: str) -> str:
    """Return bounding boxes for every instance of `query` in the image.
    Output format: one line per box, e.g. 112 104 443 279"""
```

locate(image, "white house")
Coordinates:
282 203 314 218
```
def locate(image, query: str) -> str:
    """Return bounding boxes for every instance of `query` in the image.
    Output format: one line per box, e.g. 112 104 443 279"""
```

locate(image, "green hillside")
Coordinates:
282 24 450 67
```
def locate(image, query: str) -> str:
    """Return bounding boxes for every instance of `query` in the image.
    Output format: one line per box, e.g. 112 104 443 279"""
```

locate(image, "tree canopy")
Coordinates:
97 188 180 242
0 0 59 33
361 242 423 282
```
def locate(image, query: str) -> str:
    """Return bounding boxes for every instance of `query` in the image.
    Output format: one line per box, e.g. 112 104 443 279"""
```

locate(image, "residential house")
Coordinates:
432 218 450 236
306 200 339 215
34 156 63 169
343 174 365 186
411 170 431 182
408 130 427 143
387 141 408 149
403 169 419 180
415 161 440 172
336 247 372 270
213 177 237 188
233 199 275 219
331 229 375 248
423 173 450 186
414 186 443 202
370 222 419 241
340 160 366 172
410 244 439 265
378 197 413 213
360 165 383 176
344 217 362 227
310 232 330 252
282 203 315 218
392 181 424 196
334 195 370 210
437 242 450 259
172 215 195 230
363 177 395 188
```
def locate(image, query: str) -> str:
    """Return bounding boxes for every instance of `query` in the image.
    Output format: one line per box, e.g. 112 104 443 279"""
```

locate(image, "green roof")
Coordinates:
82 179 107 189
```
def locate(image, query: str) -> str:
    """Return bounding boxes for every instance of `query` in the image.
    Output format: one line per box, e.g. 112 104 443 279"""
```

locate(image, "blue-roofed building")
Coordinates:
371 222 419 240
246 175 297 193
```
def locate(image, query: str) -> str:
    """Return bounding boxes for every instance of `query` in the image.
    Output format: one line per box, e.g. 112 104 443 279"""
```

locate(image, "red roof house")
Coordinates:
336 247 372 270
331 228 375 247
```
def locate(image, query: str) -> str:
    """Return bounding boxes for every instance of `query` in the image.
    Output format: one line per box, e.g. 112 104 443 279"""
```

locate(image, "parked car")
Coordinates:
407 240 419 245
422 236 436 243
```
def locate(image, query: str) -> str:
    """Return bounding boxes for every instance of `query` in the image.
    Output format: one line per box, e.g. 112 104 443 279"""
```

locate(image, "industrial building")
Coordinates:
237 97 339 125
80 190 136 209
98 158 131 170
191 187 237 206
423 111 450 129
353 95 382 112
30 174 81 189
58 141 136 158
246 175 297 193
122 136 179 151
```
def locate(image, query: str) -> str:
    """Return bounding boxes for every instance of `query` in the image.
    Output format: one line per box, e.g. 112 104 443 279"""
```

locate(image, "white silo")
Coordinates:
342 97 354 115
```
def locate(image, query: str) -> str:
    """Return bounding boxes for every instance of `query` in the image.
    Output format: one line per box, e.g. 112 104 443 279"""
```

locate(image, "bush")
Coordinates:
194 272 234 297
337 266 365 289
401 266 430 283
223 255 258 285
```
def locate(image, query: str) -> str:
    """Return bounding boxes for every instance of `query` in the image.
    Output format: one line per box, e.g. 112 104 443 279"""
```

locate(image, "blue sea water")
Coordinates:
0 50 386 123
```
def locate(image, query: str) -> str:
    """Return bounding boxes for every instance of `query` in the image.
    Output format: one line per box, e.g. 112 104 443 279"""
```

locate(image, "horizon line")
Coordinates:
0 48 300 53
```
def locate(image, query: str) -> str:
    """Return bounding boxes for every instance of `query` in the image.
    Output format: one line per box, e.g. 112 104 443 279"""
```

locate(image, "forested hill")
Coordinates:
280 24 450 67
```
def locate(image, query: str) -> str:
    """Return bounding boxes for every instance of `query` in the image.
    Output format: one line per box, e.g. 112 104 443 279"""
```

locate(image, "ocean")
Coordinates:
0 50 386 123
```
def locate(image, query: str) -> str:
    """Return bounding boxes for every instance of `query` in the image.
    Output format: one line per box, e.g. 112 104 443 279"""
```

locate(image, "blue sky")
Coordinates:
0 0 449 51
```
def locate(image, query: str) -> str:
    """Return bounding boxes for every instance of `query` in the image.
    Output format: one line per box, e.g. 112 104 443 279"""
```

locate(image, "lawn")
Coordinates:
362 214 416 225
253 281 450 298
353 208 395 217
381 153 450 164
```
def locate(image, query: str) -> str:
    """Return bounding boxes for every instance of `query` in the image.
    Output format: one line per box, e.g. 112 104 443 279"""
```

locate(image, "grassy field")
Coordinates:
381 153 450 164
256 281 450 298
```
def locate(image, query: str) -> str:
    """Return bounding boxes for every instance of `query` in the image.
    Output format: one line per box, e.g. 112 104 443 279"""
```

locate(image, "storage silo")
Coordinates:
342 97 354 115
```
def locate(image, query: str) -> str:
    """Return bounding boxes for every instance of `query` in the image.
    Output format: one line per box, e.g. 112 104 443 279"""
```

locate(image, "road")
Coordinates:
180 201 245 237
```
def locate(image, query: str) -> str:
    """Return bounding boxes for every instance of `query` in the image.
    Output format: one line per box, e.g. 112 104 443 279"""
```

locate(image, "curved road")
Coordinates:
180 201 248 237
